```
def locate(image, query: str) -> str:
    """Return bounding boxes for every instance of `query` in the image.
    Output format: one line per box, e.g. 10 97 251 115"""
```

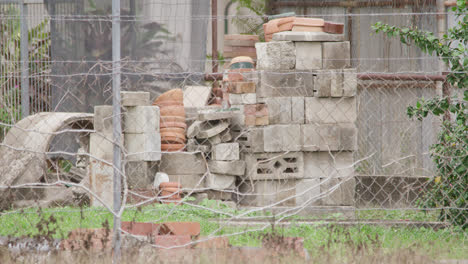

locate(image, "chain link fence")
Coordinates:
0 0 466 263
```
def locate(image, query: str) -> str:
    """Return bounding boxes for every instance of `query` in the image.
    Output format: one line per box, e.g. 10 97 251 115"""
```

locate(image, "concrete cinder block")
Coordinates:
291 97 305 124
208 160 246 176
121 91 150 106
206 173 236 190
239 179 296 206
304 152 354 179
263 124 302 152
258 71 314 98
229 93 257 105
322 41 351 69
94 106 114 134
244 152 304 180
89 159 113 207
232 126 264 153
89 132 114 162
126 161 158 189
295 178 321 206
124 132 161 161
305 97 356 124
301 123 357 151
343 68 357 97
314 70 343 98
295 42 322 70
320 177 355 206
212 143 240 161
255 41 295 70
167 174 206 190
123 106 159 134
230 105 245 127
264 97 292 124
160 152 207 175
272 31 345 42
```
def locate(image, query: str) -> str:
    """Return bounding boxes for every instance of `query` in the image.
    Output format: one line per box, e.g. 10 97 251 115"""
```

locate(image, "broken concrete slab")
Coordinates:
121 91 150 106
183 86 212 107
160 152 207 175
272 31 345 42
244 152 304 180
168 174 206 191
186 139 211 153
255 41 296 70
196 121 230 139
211 143 240 161
208 160 246 176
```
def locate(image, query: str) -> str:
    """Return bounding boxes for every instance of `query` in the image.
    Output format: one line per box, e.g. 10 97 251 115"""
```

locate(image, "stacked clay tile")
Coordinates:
263 17 344 42
153 89 187 151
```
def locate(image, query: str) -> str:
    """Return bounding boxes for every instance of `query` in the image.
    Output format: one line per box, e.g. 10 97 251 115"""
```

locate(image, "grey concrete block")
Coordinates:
230 105 245 127
264 97 292 124
320 177 355 206
206 173 236 190
272 31 345 42
126 161 158 189
212 143 240 161
160 152 207 175
94 106 113 134
168 174 206 190
304 152 354 179
340 123 358 151
305 97 356 124
228 93 256 105
258 71 314 98
343 68 357 97
121 91 150 106
291 97 305 124
244 152 304 180
232 126 264 153
123 106 159 134
314 70 343 98
89 132 114 162
322 41 351 69
239 179 296 206
208 160 246 176
301 123 357 151
330 71 344 97
124 132 161 161
295 42 322 70
255 41 295 70
263 124 301 152
89 159 113 207
295 178 321 206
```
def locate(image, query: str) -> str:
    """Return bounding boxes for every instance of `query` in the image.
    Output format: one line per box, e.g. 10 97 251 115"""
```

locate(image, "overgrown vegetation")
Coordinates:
373 0 467 229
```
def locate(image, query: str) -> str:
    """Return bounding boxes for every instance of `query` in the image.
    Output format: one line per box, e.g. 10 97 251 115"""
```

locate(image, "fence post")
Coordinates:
20 0 29 117
112 0 122 262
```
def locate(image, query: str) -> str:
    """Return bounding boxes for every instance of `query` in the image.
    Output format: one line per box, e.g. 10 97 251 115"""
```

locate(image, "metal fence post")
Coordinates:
20 0 29 117
112 0 122 262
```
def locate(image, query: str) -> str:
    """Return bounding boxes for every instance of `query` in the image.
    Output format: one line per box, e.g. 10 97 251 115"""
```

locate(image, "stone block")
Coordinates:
208 160 246 176
264 97 292 124
295 178 321 206
305 97 356 124
255 41 295 70
295 42 322 70
183 86 211 108
320 177 355 206
123 106 159 134
230 105 245 127
343 68 357 97
229 82 256 94
198 109 236 121
258 71 314 98
322 41 351 69
89 159 113 207
121 91 150 106
314 70 343 97
232 126 264 153
229 93 256 105
244 152 304 180
94 106 113 134
206 173 236 190
304 152 354 179
89 132 114 162
263 124 301 152
272 31 345 42
239 179 296 206
340 123 358 151
186 139 210 153
212 143 240 161
291 97 305 124
167 174 205 191
160 152 207 175
301 123 357 151
124 132 161 161
126 161 158 189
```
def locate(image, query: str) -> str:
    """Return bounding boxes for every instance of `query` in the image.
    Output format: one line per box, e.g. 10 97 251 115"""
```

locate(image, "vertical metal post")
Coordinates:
211 0 218 73
20 0 29 117
112 0 122 262
437 0 451 121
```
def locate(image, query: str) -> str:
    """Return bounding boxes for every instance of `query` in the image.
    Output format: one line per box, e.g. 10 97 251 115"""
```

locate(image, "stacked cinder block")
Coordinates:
238 31 357 207
88 91 161 207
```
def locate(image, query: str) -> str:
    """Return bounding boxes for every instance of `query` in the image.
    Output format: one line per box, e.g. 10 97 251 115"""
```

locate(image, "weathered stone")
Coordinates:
205 190 233 201
255 41 295 70
167 174 206 191
239 179 296 206
258 71 314 98
232 126 264 153
126 161 158 189
206 173 236 190
295 178 321 206
320 177 355 206
208 160 246 176
229 93 257 105
229 82 256 94
123 106 159 134
196 121 230 139
343 68 357 97
198 109 236 121
244 152 304 180
121 91 150 106
314 70 343 97
263 124 301 152
322 41 351 69
183 86 212 107
94 106 113 133
89 159 113 207
124 132 161 161
212 143 240 161
160 152 207 175
230 105 245 127
303 152 354 179
295 42 322 70
89 133 114 162
272 31 345 42
187 121 202 138
186 139 211 152
340 123 358 151
291 97 305 124
301 123 357 151
305 97 356 124
264 97 291 124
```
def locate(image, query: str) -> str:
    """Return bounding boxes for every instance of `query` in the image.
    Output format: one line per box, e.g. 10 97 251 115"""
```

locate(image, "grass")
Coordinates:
0 201 467 261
